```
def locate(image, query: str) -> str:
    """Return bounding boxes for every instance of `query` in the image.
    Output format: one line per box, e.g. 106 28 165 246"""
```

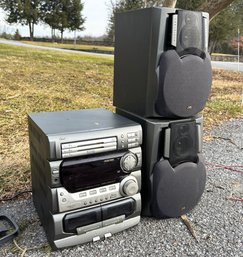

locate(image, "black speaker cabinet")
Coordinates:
114 7 212 118
117 108 206 218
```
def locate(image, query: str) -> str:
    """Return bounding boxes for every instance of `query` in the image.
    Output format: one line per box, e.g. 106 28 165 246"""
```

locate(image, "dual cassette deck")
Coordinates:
28 109 142 249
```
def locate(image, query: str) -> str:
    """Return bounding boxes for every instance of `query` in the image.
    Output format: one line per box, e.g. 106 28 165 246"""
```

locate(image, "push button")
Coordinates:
108 185 116 191
89 190 97 195
105 232 112 238
79 192 87 198
99 188 107 193
93 236 100 242
52 169 59 175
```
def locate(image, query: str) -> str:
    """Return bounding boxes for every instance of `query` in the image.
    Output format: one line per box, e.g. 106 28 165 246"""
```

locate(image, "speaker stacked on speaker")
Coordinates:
114 7 212 218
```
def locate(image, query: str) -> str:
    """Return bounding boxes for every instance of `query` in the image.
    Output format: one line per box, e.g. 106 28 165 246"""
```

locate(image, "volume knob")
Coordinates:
123 179 139 196
121 153 137 172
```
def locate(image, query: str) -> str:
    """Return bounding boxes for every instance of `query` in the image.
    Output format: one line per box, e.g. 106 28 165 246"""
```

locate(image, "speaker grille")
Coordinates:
167 121 198 167
176 10 204 53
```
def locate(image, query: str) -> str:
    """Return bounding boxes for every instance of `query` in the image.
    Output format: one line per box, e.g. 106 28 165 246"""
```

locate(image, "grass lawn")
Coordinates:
211 53 238 57
0 44 114 198
0 44 242 199
21 40 114 53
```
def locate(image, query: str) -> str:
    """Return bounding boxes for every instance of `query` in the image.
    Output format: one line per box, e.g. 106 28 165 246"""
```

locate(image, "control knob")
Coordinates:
120 177 139 196
121 152 137 172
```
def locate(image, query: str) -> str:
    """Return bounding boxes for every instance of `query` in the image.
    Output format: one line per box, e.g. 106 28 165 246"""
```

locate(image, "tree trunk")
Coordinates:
32 23 34 40
163 0 177 8
61 30 64 44
208 39 217 54
51 28 54 43
28 22 35 41
197 0 235 20
74 30 77 45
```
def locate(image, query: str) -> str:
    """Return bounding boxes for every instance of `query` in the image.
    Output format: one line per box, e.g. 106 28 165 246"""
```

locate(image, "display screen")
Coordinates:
60 151 127 193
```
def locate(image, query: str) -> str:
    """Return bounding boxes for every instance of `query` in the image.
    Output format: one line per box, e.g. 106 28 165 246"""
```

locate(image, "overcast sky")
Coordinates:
0 0 110 38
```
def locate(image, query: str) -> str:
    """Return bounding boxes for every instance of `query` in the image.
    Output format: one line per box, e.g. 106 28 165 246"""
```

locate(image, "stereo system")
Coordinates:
28 7 212 250
28 109 142 249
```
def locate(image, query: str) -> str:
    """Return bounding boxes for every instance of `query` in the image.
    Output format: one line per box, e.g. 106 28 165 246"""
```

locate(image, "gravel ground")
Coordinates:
0 119 242 257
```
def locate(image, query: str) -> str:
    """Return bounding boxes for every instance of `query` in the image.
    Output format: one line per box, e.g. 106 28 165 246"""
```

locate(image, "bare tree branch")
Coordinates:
197 0 236 20
163 0 177 8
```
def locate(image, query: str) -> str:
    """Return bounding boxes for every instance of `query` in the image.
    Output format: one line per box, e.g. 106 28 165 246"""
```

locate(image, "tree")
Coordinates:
167 0 238 20
208 0 243 53
14 29 21 40
68 0 85 43
106 0 144 42
197 0 236 20
209 7 236 53
40 0 60 41
231 36 243 54
0 0 41 40
40 0 85 43
106 0 238 42
55 0 70 43
176 0 204 10
161 0 176 8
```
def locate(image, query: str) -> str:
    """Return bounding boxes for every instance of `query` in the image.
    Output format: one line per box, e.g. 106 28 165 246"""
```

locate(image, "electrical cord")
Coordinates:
206 163 243 202
0 190 32 202
206 163 243 173
210 135 243 150
225 197 243 202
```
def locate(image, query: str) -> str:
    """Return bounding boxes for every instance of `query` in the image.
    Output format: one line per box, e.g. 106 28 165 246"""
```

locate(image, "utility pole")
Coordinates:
237 27 240 72
239 28 243 107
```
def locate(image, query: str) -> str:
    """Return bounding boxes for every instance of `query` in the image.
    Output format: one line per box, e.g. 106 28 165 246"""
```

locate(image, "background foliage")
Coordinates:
106 0 243 53
0 0 85 41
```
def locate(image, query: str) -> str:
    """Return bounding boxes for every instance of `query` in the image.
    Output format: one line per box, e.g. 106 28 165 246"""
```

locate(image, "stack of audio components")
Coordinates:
28 109 142 249
28 7 212 250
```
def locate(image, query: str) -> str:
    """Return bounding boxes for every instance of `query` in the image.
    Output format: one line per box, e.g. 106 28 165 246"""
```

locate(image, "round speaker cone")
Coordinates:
173 136 193 157
179 124 190 135
180 26 200 50
185 13 197 24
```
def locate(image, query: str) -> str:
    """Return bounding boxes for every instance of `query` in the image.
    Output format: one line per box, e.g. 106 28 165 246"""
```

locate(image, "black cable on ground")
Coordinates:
0 190 32 202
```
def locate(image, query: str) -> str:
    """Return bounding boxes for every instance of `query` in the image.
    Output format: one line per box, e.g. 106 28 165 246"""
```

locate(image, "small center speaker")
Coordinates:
117 108 206 218
165 121 199 166
113 7 212 118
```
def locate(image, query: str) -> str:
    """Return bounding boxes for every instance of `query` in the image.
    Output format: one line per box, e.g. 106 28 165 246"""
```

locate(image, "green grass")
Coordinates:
202 69 243 128
211 53 238 57
21 40 114 53
207 100 242 114
0 44 114 197
0 44 242 199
